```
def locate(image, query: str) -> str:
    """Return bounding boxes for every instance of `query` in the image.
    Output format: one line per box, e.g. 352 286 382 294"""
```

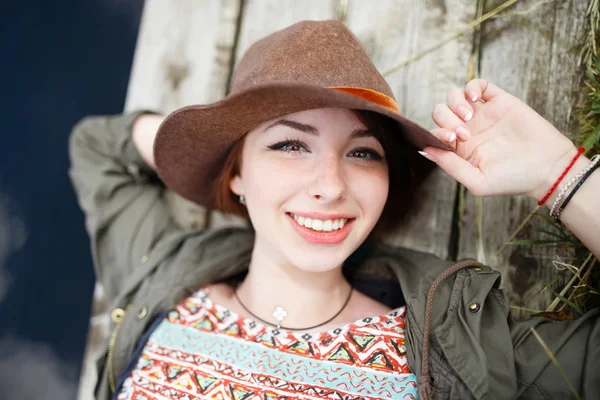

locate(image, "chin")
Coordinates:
255 212 373 272
283 222 372 271
286 255 346 273
283 240 362 273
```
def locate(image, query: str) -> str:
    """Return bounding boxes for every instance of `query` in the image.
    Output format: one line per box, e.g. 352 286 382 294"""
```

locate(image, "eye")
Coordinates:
348 148 384 162
267 139 309 154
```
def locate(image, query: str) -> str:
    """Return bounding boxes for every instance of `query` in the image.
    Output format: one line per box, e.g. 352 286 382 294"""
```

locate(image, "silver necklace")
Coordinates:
233 286 354 331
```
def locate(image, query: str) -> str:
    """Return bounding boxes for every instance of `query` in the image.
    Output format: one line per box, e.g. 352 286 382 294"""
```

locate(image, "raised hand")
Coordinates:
422 79 577 201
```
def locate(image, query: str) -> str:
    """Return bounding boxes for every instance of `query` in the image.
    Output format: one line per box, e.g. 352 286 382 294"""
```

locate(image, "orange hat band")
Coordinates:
328 86 400 113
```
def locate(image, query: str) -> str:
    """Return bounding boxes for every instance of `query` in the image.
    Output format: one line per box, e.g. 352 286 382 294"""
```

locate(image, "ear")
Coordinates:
229 174 243 196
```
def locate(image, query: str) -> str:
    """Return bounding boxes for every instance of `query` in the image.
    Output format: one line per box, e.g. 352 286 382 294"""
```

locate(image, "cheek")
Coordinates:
242 156 303 206
350 168 389 217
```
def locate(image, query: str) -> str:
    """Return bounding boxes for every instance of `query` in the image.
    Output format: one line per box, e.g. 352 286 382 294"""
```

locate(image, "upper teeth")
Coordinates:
292 214 348 231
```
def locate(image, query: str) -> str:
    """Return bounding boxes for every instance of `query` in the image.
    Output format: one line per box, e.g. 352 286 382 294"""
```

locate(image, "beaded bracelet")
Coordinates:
555 156 600 219
550 154 600 220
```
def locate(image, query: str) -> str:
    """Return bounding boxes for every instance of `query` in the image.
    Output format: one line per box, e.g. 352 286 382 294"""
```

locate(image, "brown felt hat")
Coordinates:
154 20 452 208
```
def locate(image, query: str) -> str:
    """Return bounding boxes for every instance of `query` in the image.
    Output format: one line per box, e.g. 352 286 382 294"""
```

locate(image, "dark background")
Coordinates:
0 1 144 398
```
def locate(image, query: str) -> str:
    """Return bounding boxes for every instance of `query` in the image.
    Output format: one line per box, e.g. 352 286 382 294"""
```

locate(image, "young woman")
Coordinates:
70 20 600 400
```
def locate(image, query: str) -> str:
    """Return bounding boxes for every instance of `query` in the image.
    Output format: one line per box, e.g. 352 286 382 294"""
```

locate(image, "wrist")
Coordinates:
132 113 165 170
533 145 592 209
132 113 164 136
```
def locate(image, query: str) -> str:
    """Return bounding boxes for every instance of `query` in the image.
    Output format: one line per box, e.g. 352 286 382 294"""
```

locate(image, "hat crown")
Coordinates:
231 20 394 99
155 20 450 209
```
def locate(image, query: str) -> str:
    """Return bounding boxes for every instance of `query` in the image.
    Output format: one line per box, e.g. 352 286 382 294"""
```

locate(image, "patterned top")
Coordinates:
117 287 418 400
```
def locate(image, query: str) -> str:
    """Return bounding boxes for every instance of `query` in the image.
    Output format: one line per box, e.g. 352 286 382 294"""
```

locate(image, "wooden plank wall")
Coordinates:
124 0 588 315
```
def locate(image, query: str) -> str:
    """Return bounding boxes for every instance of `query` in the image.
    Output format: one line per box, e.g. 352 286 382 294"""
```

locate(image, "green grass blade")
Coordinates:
535 214 572 237
548 289 583 315
586 67 600 87
582 125 600 151
509 239 567 246
535 228 568 240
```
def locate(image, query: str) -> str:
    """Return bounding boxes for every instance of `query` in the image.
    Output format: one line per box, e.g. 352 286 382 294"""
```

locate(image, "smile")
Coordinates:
286 213 355 245
290 213 348 232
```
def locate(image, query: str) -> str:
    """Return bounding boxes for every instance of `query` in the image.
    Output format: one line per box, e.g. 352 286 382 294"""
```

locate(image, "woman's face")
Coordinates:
230 108 389 272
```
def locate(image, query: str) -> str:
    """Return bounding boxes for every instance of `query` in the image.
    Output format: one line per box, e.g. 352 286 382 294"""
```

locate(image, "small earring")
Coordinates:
239 195 246 205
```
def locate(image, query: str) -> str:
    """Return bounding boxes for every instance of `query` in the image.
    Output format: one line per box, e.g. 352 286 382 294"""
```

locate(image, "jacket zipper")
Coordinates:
108 304 131 394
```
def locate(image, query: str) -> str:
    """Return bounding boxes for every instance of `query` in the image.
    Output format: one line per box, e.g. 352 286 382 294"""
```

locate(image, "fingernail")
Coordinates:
448 132 456 142
418 151 436 162
456 126 470 140
459 106 472 121
469 91 478 102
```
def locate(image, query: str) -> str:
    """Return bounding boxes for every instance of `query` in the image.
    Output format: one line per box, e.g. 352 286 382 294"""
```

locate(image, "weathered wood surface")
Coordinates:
458 0 588 318
234 0 337 59
125 0 239 112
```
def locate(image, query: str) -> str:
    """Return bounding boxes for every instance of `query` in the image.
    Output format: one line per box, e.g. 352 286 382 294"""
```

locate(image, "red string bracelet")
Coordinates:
537 146 585 206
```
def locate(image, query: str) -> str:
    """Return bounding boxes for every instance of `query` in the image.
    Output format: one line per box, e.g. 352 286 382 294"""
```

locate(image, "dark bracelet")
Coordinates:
556 157 600 220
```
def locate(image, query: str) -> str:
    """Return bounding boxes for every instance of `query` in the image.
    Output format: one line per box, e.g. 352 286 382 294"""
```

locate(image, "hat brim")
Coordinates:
154 82 453 208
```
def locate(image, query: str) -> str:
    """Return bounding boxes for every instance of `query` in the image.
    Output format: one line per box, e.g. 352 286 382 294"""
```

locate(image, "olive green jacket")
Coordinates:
69 112 600 400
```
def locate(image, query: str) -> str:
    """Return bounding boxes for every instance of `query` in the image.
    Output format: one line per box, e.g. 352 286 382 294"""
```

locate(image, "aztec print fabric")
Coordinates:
117 288 418 399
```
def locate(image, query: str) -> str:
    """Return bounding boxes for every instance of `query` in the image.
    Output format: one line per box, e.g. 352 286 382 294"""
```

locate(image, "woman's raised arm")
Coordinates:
69 112 183 303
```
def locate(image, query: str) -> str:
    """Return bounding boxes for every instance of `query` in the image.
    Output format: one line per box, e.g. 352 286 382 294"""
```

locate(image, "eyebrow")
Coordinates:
263 119 375 139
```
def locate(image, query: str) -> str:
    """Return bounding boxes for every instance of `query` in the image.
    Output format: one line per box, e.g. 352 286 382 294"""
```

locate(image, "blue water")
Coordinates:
0 1 144 398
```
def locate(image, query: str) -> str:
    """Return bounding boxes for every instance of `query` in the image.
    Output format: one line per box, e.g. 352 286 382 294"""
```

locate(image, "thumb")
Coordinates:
421 146 489 196
465 79 506 103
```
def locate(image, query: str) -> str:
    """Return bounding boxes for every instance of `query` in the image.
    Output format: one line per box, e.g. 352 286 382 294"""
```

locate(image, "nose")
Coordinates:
307 156 347 203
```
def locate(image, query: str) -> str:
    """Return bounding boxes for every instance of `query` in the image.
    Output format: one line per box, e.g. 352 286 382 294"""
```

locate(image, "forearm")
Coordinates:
132 113 165 170
539 146 600 259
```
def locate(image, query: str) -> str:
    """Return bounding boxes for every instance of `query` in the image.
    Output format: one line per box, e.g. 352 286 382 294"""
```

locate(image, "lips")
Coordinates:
286 213 354 245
